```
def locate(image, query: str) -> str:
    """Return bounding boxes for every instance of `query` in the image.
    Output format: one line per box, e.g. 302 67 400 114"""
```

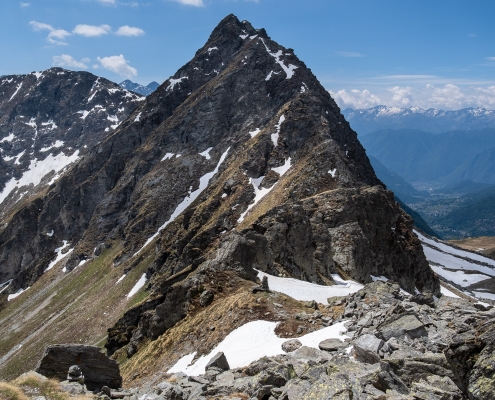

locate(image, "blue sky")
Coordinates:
2 0 495 110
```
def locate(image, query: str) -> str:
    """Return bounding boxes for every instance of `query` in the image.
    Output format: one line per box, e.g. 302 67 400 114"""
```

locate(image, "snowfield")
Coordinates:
255 270 363 304
168 320 349 376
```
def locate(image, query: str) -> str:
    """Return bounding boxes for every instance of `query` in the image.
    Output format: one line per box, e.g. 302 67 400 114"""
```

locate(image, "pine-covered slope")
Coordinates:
0 15 439 371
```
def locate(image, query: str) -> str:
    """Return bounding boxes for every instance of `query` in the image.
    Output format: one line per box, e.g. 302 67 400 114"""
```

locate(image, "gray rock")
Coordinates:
378 314 428 341
35 344 122 391
353 334 384 363
318 338 346 352
281 339 302 353
199 289 214 307
205 352 230 371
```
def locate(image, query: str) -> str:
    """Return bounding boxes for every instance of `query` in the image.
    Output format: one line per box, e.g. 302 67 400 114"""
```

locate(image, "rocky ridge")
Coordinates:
1 14 438 376
116 281 494 400
119 80 160 96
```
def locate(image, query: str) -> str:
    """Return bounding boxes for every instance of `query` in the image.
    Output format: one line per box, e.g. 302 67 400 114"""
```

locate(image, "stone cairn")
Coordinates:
67 365 84 384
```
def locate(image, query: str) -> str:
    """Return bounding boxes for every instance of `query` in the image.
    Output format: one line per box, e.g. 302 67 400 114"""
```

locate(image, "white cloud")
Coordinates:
53 54 89 69
20 2 30 8
115 25 145 36
73 24 111 37
97 0 116 4
29 21 71 45
329 89 382 109
486 57 495 61
169 0 205 6
330 84 495 111
96 54 137 78
388 86 413 107
336 51 364 58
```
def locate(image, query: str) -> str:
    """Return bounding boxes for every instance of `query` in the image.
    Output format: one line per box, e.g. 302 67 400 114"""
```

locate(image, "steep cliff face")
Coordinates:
0 15 439 358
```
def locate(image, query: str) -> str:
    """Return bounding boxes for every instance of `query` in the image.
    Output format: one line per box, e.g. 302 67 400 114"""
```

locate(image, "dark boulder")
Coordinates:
35 344 122 391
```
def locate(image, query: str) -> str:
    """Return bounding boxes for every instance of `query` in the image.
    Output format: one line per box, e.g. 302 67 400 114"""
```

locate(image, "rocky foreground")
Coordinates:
19 281 494 400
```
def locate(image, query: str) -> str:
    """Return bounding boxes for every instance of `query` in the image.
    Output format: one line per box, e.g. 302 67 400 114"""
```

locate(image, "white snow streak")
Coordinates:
8 287 30 301
134 112 142 122
161 153 175 161
199 147 213 160
40 140 64 152
9 83 23 102
261 39 298 79
127 273 147 298
135 148 230 255
249 128 261 138
328 168 337 178
271 115 285 147
45 241 73 272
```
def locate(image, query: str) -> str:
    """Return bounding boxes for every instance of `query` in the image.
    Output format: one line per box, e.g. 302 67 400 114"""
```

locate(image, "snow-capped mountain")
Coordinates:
0 14 441 383
119 80 160 96
343 105 495 135
0 68 144 217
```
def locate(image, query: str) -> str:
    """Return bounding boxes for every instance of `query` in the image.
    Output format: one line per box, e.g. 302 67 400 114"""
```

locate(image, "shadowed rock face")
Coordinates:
0 15 439 357
35 344 122 390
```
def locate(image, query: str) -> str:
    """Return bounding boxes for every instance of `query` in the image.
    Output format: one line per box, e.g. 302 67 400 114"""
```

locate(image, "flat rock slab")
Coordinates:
318 338 346 352
379 314 427 341
36 344 122 391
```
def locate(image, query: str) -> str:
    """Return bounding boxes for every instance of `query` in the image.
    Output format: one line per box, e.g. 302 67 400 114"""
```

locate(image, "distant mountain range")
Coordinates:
343 105 495 135
361 128 495 186
119 80 160 96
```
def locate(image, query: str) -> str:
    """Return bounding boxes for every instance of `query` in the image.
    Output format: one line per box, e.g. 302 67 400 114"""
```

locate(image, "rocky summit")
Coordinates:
0 13 470 399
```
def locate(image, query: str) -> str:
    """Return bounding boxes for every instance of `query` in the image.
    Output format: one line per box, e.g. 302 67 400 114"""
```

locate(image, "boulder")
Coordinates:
281 339 302 353
353 334 384 364
35 344 122 391
318 338 346 352
199 289 214 307
205 352 230 371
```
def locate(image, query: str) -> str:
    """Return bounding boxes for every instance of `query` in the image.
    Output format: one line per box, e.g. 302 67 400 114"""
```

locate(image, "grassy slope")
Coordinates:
0 242 153 380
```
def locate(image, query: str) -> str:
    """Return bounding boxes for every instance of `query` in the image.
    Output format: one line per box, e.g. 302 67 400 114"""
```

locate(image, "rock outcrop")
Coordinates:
35 344 122 391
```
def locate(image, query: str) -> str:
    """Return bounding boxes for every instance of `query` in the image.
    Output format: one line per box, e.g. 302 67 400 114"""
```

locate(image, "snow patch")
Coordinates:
271 115 285 147
0 150 80 205
161 153 175 161
249 128 261 138
0 133 15 143
440 285 460 298
256 270 363 303
47 230 54 237
116 274 126 285
261 39 298 79
134 112 142 122
45 241 73 272
8 287 30 301
199 147 213 160
328 168 337 178
166 77 188 92
40 140 64 152
168 319 349 376
135 148 231 255
207 47 218 54
127 273 147 298
271 158 291 177
78 110 90 120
